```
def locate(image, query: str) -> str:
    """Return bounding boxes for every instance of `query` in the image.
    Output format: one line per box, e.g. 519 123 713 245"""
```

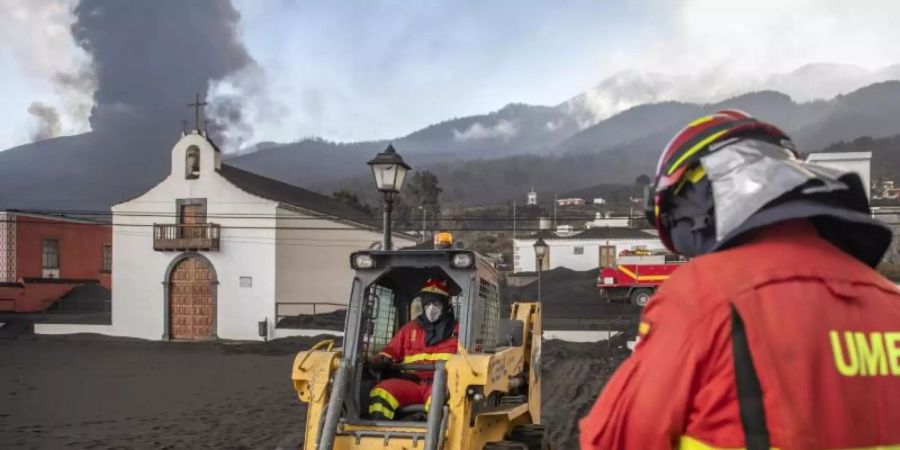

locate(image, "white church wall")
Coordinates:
111 133 280 341
273 207 415 325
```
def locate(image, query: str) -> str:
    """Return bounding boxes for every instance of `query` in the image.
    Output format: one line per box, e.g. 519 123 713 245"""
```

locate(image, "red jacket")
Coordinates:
580 221 900 450
380 319 459 379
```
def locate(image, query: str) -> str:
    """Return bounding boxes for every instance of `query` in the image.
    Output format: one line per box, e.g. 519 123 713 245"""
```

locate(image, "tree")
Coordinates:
332 189 372 215
633 173 651 201
404 170 443 233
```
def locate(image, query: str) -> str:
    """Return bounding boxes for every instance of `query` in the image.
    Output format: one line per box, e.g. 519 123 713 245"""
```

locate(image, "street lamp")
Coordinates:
368 144 411 250
533 237 549 302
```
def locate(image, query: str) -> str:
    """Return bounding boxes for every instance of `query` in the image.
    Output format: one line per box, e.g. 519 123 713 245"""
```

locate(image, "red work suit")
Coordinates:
368 319 458 419
580 220 900 449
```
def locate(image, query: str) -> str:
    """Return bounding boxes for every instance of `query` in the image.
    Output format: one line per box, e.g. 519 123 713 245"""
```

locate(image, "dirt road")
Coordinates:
0 334 317 449
1 334 625 449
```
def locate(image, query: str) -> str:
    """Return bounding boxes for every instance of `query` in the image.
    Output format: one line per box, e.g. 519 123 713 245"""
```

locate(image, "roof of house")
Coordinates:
217 164 379 228
520 227 657 241
1 210 111 225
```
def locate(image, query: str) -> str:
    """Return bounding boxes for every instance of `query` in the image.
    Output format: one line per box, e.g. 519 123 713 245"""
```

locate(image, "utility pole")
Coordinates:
553 194 558 228
512 200 517 239
419 206 427 242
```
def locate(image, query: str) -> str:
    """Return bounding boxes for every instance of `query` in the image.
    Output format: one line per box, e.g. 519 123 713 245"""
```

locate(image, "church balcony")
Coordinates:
153 223 220 252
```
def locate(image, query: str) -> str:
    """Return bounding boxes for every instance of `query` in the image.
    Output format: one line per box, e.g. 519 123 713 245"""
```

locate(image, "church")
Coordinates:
107 126 413 341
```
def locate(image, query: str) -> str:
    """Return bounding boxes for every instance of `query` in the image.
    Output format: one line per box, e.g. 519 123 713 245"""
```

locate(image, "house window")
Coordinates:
101 244 112 273
574 246 584 255
42 239 59 269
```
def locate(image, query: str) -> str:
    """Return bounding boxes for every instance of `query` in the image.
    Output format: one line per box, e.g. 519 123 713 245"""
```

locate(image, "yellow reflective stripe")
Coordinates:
679 435 780 450
617 265 670 282
402 352 454 363
674 165 708 194
369 388 399 409
667 129 730 175
687 165 707 183
687 115 715 128
680 434 900 450
368 402 395 419
638 321 650 336
425 395 431 412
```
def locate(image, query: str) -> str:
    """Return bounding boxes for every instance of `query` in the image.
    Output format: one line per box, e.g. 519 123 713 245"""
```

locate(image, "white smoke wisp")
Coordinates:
206 64 289 152
453 119 519 142
0 0 96 141
27 102 61 141
571 0 900 125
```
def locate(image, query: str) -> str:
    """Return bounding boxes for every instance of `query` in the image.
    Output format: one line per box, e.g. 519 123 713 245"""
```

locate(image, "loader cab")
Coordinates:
342 249 501 422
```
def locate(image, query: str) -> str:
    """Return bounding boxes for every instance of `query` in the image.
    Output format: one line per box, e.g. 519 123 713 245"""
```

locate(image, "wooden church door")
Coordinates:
169 256 215 340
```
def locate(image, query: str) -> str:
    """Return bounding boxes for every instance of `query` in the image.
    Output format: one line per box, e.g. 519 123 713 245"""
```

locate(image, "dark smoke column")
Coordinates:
72 0 255 134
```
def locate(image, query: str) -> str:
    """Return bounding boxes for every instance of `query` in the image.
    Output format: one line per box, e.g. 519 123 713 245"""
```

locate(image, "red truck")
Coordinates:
597 249 686 306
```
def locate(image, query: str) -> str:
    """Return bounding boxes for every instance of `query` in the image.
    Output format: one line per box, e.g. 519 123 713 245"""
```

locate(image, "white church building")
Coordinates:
100 130 412 341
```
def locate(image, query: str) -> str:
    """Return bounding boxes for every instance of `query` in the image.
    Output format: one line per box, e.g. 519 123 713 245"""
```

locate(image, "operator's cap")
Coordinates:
420 278 450 297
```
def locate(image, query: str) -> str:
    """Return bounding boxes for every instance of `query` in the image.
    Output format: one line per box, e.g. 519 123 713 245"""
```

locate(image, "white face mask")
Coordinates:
425 304 443 323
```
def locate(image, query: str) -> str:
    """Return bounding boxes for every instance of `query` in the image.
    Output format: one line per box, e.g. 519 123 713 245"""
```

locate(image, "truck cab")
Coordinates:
597 249 686 306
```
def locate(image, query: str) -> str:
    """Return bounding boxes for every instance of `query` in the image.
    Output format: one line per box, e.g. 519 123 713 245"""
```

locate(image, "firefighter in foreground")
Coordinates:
580 110 900 449
368 277 459 420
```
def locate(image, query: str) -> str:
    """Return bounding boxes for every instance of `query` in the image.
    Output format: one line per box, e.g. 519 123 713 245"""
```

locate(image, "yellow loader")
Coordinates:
291 245 546 450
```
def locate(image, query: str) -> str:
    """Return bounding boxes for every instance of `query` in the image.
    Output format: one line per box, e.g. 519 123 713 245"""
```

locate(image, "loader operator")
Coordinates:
580 110 900 449
368 277 458 420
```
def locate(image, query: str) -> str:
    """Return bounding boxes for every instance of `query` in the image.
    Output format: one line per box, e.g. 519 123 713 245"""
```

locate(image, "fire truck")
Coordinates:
597 249 686 306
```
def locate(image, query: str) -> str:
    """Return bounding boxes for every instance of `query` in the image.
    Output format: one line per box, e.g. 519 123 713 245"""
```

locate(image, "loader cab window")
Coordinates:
473 276 501 352
358 267 462 358
364 285 398 355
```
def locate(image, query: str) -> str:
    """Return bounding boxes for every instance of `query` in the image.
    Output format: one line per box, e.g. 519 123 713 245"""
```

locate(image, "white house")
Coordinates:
513 228 663 272
585 212 629 229
806 151 872 200
107 130 413 341
556 198 585 206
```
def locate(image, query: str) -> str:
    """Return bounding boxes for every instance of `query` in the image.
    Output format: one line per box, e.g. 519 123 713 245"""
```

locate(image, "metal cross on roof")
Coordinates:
187 93 207 131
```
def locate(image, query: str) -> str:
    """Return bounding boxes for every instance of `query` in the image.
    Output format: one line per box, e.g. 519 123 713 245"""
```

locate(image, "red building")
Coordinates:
0 211 111 312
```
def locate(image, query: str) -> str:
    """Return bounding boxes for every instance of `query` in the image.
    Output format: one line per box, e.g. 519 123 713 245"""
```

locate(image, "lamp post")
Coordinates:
367 144 411 250
418 205 427 243
533 237 548 303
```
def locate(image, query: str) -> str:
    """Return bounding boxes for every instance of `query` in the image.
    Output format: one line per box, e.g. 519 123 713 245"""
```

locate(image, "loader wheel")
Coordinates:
509 424 549 450
484 441 527 450
630 288 653 307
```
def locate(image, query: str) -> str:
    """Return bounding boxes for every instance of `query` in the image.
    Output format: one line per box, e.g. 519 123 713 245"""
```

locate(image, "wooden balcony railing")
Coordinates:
153 223 220 251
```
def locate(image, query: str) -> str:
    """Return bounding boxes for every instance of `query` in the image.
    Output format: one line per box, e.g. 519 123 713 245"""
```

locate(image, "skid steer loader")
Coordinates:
291 244 546 450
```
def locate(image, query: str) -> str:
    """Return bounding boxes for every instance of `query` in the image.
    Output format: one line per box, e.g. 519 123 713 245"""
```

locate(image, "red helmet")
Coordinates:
645 110 793 251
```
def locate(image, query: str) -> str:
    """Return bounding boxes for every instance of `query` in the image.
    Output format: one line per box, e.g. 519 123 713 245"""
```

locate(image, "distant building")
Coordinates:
0 211 111 312
527 189 537 206
556 198 585 206
555 225 576 235
875 180 900 200
61 130 414 341
593 197 606 205
513 227 663 272
806 151 872 200
585 212 630 229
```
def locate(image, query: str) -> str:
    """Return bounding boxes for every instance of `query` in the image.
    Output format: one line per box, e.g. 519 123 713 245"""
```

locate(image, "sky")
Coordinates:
2 0 900 151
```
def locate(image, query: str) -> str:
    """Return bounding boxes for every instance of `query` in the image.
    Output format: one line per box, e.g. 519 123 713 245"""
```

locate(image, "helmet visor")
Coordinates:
701 139 850 242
